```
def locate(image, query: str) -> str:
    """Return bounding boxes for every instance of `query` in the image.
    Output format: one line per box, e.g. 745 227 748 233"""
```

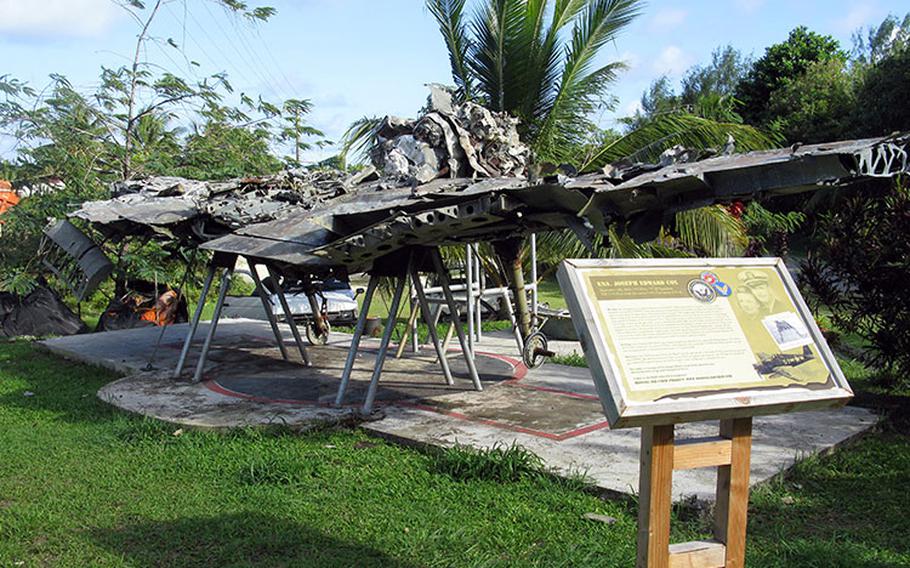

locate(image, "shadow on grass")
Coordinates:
91 512 417 568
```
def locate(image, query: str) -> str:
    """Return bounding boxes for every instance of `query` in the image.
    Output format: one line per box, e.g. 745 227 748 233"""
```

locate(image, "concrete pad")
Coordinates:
38 319 878 502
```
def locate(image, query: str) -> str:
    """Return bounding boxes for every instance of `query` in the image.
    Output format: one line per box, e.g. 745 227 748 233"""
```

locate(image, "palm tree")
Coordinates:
425 0 775 260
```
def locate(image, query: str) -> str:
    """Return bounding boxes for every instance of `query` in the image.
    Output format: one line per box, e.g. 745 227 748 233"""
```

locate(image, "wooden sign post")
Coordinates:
557 258 853 568
638 418 751 568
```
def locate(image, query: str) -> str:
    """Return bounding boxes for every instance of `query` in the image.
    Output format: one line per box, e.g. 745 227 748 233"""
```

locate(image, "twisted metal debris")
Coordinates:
61 89 910 407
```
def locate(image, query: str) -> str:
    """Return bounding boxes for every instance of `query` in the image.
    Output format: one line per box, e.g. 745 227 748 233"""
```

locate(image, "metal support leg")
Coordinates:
395 299 420 359
267 266 310 366
475 243 483 343
531 233 539 321
431 249 482 391
249 263 289 362
192 267 232 383
411 266 454 385
465 244 475 355
439 321 455 361
335 275 379 406
363 268 410 414
173 264 216 378
305 291 326 337
502 289 525 353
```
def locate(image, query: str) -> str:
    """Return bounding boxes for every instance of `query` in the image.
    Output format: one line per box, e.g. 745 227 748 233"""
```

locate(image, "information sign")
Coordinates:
557 258 852 428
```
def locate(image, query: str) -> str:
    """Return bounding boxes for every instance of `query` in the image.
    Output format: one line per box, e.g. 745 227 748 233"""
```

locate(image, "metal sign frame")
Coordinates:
557 257 852 428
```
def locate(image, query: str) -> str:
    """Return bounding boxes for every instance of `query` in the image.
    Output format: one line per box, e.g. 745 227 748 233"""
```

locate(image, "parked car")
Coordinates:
222 273 362 344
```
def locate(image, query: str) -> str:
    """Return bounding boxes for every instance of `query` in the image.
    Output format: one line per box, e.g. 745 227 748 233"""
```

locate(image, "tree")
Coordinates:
420 0 776 265
680 45 751 104
766 58 859 143
427 0 641 163
278 99 327 168
856 45 910 136
0 0 283 296
852 12 910 65
177 106 283 180
736 26 846 126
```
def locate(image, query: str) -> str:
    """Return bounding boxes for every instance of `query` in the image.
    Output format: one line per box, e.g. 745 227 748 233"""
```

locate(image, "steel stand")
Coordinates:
265 265 310 365
334 275 379 406
174 264 216 378
431 248 482 391
362 260 411 414
410 264 454 385
248 263 290 361
192 266 233 383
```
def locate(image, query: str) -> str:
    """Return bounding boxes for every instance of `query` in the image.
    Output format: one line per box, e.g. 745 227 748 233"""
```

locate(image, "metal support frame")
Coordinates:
530 233 538 320
475 243 483 343
465 244 475 356
363 258 412 414
395 295 420 359
192 266 233 383
265 265 310 366
432 248 482 392
174 264 216 378
334 275 379 406
410 281 419 354
501 288 525 352
248 263 290 362
410 264 454 386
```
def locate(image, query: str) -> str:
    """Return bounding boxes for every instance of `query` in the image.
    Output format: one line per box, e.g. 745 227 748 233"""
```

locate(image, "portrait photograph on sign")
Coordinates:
558 258 853 427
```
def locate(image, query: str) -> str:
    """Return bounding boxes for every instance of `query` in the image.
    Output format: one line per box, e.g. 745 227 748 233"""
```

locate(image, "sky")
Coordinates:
0 0 901 163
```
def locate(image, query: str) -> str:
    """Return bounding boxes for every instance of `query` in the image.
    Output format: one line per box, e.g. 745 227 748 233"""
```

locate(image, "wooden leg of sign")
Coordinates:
637 424 675 568
637 417 753 568
714 417 753 568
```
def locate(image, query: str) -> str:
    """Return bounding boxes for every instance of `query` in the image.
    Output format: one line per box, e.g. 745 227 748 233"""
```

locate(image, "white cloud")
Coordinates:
650 7 687 30
0 0 120 38
834 2 877 33
624 99 643 117
653 46 693 77
619 51 640 71
735 0 766 13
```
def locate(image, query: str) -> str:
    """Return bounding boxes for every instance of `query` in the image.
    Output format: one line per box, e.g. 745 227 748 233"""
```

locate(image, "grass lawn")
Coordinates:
1 340 908 567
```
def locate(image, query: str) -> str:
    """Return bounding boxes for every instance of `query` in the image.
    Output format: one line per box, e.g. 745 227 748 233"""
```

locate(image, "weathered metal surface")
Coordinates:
70 88 909 278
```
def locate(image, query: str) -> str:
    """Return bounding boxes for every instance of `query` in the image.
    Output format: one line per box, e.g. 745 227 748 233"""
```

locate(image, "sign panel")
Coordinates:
557 258 852 428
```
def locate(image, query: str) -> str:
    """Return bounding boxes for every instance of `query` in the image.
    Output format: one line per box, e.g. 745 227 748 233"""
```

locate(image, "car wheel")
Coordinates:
306 321 331 345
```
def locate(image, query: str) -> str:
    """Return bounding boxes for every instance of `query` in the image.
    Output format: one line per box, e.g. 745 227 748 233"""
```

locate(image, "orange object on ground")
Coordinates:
138 290 181 326
0 181 19 215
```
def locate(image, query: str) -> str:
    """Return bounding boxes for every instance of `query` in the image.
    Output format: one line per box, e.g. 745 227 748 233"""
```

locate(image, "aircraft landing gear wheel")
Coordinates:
306 321 331 345
522 331 550 369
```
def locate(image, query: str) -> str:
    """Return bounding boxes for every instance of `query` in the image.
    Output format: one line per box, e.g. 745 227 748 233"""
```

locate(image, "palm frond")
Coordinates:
426 0 475 102
675 205 748 257
534 0 640 160
607 226 693 258
580 111 780 171
338 116 381 168
468 0 526 111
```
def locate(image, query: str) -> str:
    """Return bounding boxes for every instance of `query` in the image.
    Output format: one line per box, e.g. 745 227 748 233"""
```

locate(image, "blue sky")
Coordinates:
0 0 900 162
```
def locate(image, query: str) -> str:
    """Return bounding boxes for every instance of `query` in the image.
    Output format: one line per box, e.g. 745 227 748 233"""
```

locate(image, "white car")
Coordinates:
222 275 362 343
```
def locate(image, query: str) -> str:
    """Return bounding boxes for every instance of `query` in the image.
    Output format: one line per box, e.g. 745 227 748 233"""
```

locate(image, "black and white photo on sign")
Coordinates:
761 311 812 351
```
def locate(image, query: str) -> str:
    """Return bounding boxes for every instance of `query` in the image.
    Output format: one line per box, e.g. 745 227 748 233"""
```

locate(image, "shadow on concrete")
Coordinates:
90 512 417 568
201 343 516 406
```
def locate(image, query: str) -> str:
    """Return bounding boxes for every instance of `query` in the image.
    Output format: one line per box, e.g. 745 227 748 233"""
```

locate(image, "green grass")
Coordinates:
2 340 909 566
536 277 567 310
0 341 646 567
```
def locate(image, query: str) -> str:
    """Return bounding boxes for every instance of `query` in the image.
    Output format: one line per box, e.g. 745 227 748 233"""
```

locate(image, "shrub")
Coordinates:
799 179 910 388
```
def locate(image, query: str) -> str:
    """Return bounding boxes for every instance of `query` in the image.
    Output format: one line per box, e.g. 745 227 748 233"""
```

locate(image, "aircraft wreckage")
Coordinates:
60 87 910 413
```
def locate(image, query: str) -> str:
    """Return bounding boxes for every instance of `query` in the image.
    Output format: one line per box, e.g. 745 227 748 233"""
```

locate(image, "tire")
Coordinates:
522 331 549 369
306 321 331 345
